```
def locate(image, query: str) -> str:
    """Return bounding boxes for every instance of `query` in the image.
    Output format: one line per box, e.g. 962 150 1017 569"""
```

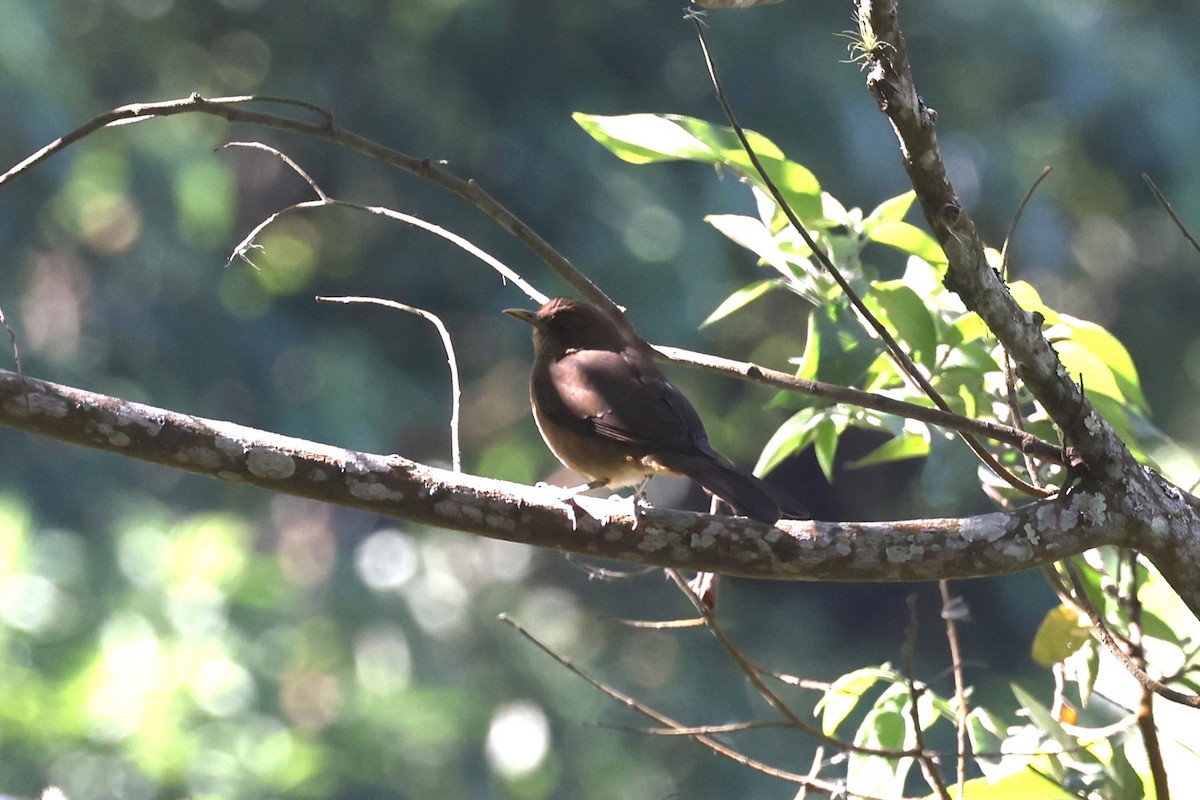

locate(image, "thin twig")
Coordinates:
903 594 951 800
666 569 934 761
612 616 706 629
937 581 969 798
318 296 462 472
655 345 1070 466
221 141 544 301
1000 166 1053 279
688 16 1050 498
593 719 794 736
0 94 605 313
0 303 28 414
497 613 860 795
1143 173 1200 257
1125 551 1171 800
999 166 1054 486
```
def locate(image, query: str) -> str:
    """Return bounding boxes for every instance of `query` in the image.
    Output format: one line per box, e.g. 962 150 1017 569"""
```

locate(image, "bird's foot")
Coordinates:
536 481 607 531
628 478 653 530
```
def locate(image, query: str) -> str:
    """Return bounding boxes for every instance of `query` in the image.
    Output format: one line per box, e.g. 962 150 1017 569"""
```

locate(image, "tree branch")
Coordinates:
856 0 1200 620
858 1 1128 479
0 367 1144 582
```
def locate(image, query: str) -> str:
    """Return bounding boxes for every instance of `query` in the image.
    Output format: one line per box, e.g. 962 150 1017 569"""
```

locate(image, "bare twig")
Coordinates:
655 345 1070 466
1125 551 1171 800
1143 173 1200 258
903 594 951 800
0 303 27 414
667 569 936 761
0 94 605 314
317 296 462 473
937 581 969 798
220 141 545 301
999 166 1054 486
497 613 859 795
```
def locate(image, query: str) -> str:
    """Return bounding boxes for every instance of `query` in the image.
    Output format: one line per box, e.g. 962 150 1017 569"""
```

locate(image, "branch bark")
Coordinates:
0 367 1148 583
857 0 1200 618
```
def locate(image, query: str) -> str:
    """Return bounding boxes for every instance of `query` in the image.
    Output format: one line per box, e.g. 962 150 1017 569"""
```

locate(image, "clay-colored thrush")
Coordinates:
506 297 797 524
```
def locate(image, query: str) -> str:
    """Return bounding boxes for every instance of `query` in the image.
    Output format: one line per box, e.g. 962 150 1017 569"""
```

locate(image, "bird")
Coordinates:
505 297 803 524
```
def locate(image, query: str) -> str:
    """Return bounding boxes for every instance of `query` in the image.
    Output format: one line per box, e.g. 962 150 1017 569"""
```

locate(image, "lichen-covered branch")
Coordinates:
857 0 1128 479
856 0 1200 619
0 368 1142 582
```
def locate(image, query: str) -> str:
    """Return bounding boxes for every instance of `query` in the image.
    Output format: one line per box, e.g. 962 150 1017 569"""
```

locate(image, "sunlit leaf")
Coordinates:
1053 316 1148 414
1030 605 1091 666
933 770 1077 800
1066 641 1099 708
815 666 893 736
869 220 947 265
849 432 930 467
863 190 916 226
702 279 781 326
573 113 822 219
848 683 915 797
1010 684 1092 757
705 214 793 271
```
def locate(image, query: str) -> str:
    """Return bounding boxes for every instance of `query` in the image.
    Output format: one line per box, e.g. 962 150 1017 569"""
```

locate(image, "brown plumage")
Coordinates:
506 297 800 524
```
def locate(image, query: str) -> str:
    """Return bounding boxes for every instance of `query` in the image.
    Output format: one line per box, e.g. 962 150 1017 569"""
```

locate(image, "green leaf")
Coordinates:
863 190 916 226
755 408 822 476
848 683 916 797
706 214 792 271
870 283 939 370
1053 315 1148 414
814 416 840 482
1053 338 1129 407
1066 641 1099 708
934 771 1077 800
967 707 1035 782
701 279 780 326
799 301 886 386
867 220 947 264
573 112 822 220
848 431 931 468
1030 605 1092 666
1138 560 1200 646
815 666 893 736
1102 736 1146 800
573 112 768 164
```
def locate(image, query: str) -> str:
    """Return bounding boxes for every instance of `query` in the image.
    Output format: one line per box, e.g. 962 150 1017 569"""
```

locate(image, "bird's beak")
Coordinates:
504 308 539 327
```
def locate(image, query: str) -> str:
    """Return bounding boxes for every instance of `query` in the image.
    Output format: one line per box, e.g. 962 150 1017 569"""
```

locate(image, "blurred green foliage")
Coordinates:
2 0 1200 797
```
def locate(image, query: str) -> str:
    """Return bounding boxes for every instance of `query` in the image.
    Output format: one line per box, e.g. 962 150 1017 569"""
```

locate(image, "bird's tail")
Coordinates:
662 454 804 524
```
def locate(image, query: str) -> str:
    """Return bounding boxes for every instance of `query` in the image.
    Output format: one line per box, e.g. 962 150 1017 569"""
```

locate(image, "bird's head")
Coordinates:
504 297 628 354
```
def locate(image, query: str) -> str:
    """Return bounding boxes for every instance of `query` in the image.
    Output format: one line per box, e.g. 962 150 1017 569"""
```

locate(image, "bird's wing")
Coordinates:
542 347 712 457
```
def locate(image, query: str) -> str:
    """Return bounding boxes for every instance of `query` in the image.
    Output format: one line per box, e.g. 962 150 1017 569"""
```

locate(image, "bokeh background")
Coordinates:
1 0 1198 797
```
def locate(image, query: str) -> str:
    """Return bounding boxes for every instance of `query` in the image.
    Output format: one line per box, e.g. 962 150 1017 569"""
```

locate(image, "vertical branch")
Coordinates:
937 581 968 797
903 593 951 800
1126 552 1171 800
857 0 1131 478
